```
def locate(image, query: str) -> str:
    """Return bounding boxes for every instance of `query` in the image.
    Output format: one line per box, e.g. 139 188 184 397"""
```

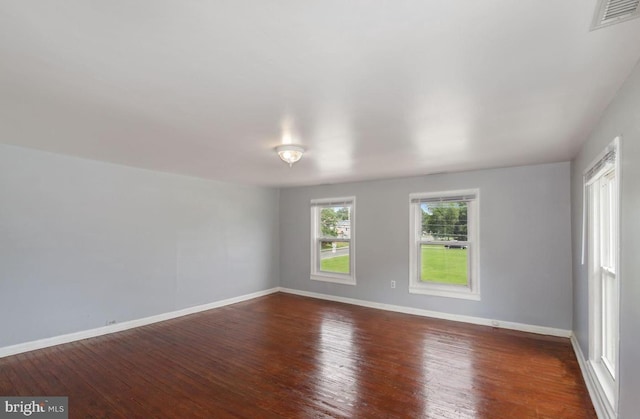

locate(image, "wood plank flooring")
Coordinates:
0 293 595 418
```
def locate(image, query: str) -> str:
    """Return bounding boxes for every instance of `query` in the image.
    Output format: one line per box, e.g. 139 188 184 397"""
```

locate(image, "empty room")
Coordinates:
1 1 639 418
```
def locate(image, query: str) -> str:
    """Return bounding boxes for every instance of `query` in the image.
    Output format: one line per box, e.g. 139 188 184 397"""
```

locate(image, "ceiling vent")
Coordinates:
591 0 640 30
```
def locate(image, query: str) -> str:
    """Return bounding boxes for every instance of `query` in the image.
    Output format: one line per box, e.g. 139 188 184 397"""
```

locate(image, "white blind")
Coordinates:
411 192 476 204
311 198 353 207
584 148 616 185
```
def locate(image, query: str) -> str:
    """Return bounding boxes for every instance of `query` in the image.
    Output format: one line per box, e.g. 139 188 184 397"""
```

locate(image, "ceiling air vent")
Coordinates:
591 0 640 30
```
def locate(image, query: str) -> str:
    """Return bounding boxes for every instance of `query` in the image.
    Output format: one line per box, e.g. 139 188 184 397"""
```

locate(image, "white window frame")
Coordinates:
583 137 620 417
310 196 356 286
409 189 480 300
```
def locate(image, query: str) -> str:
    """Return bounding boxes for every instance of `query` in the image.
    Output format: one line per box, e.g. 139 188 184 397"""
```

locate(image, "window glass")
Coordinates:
311 198 355 285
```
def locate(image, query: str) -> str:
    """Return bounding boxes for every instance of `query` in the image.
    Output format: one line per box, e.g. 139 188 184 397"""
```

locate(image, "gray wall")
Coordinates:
0 144 280 347
571 60 640 417
280 162 573 330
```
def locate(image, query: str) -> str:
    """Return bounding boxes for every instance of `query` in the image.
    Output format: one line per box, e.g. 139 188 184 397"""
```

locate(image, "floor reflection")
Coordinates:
421 333 478 418
313 311 359 416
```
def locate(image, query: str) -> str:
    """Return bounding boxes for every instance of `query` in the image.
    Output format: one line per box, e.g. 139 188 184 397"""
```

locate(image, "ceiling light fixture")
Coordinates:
276 144 305 167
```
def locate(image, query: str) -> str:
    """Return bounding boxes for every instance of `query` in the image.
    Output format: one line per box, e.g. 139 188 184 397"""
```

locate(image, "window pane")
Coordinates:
420 244 468 285
319 206 351 239
607 173 616 270
320 240 350 274
421 202 467 241
602 270 617 376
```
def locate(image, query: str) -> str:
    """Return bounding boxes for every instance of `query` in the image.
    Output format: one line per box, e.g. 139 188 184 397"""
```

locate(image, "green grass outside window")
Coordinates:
421 244 468 285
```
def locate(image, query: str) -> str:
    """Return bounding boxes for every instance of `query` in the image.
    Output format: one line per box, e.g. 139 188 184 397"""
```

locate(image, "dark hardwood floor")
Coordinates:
0 293 595 418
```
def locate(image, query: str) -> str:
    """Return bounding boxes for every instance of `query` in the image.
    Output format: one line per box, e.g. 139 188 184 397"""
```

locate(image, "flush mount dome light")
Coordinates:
276 144 305 167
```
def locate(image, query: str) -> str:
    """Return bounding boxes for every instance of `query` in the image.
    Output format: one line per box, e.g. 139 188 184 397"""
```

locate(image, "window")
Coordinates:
583 138 620 414
310 197 356 285
409 189 479 300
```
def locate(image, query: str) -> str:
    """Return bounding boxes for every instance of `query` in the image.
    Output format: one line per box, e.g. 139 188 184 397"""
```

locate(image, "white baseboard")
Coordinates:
570 335 615 419
1 286 571 359
279 287 571 338
0 287 280 358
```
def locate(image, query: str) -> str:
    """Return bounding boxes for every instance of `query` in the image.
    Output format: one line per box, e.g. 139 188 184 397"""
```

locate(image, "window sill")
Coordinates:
311 273 356 286
409 285 480 301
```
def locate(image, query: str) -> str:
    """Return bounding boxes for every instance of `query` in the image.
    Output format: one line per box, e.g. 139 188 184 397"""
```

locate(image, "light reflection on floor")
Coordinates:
313 312 359 416
421 333 478 418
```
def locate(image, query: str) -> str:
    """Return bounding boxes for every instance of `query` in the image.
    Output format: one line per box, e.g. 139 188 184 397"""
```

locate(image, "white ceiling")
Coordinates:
1 1 639 187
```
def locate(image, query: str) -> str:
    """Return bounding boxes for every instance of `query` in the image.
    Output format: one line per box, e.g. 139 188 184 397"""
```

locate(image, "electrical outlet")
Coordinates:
391 280 396 289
